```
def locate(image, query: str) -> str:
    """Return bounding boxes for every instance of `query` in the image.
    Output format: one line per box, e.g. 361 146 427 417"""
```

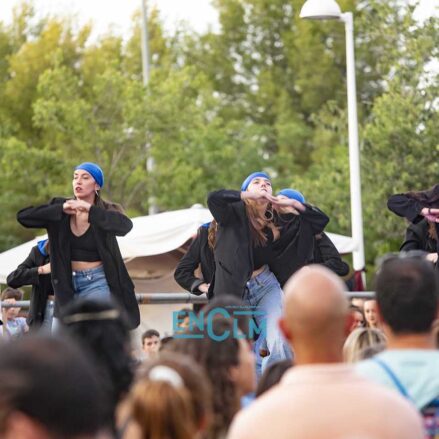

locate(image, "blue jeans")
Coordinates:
51 266 111 333
41 299 54 333
244 266 292 375
72 265 111 302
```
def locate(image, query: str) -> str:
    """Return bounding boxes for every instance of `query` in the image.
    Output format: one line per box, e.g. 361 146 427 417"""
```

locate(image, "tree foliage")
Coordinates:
0 0 437 276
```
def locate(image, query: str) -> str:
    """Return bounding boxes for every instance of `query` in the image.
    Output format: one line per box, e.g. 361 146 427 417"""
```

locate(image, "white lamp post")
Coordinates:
300 0 366 285
140 0 159 215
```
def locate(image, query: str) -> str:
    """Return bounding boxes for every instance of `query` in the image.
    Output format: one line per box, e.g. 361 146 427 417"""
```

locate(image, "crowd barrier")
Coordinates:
0 291 375 308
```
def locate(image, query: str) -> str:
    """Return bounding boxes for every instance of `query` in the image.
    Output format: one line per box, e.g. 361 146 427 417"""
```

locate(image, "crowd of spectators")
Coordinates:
0 253 438 439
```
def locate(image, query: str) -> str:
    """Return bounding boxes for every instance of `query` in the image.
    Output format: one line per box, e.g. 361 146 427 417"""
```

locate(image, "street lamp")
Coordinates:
300 0 366 287
140 0 158 215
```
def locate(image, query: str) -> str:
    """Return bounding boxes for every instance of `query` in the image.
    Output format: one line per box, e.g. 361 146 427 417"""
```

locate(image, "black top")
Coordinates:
400 220 437 253
16 198 140 329
7 245 53 329
388 192 439 270
271 208 330 287
174 225 215 295
70 226 100 262
252 227 274 270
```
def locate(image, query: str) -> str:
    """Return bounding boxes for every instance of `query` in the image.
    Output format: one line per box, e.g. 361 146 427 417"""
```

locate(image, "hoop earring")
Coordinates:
265 207 274 221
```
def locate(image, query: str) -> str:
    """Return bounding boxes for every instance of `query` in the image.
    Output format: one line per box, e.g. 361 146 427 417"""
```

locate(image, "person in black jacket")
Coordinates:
388 185 439 268
16 162 140 329
275 189 349 278
7 239 54 331
207 172 329 372
174 221 216 295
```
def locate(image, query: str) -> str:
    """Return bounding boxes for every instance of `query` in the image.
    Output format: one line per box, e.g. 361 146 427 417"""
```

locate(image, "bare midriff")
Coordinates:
71 261 103 271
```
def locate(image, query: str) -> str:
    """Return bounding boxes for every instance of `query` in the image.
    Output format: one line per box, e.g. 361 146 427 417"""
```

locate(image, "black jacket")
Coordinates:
17 198 140 329
208 190 330 296
174 225 215 294
400 220 437 253
7 245 52 329
270 208 330 287
388 192 439 269
313 232 350 277
207 190 253 299
387 193 425 224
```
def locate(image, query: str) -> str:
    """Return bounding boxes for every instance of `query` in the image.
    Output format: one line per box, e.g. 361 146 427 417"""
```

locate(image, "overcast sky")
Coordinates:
0 0 437 39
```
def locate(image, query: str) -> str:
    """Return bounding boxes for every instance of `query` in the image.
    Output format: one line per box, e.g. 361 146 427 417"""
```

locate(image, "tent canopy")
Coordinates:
0 205 356 284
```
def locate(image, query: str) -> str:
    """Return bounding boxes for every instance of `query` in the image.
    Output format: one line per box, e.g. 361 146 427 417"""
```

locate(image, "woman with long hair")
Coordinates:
16 162 140 329
207 172 329 371
166 319 255 439
124 353 212 439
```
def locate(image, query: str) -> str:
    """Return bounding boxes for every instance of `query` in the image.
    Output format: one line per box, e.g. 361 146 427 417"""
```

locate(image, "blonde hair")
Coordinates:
343 327 387 363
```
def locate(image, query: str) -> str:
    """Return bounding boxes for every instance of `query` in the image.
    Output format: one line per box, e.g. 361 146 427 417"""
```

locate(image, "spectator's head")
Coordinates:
167 318 256 437
0 335 108 439
375 256 439 336
142 329 161 357
363 299 380 328
347 305 365 333
343 327 387 363
351 297 365 309
1 288 24 320
255 359 293 397
128 353 212 439
61 299 134 429
280 265 349 364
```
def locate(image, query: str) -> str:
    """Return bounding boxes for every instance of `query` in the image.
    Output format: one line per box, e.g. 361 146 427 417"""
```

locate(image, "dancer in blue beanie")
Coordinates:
16 162 140 330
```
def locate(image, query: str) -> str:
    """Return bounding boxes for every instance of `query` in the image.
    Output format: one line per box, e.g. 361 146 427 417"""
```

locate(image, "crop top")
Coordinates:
69 226 101 262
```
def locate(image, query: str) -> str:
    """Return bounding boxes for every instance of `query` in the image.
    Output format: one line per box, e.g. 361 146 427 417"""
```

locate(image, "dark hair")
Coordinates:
142 329 160 344
160 336 174 351
95 192 125 213
255 359 293 397
165 319 241 438
0 335 107 437
375 257 439 334
244 199 275 247
61 299 134 430
1 287 24 301
406 184 439 208
129 353 212 439
207 220 217 250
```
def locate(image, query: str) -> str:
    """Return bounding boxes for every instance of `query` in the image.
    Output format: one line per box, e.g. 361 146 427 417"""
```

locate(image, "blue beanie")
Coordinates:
75 162 104 188
241 172 271 191
277 188 306 203
37 239 49 257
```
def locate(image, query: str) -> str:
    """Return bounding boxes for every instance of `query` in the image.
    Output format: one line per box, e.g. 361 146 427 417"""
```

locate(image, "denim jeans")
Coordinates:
244 265 292 375
51 266 111 333
41 299 54 333
72 265 111 302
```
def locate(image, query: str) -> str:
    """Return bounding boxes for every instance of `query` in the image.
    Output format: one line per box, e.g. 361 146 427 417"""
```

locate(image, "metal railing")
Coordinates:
0 291 375 308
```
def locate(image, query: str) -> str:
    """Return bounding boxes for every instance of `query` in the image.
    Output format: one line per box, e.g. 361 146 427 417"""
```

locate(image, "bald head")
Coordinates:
281 266 348 362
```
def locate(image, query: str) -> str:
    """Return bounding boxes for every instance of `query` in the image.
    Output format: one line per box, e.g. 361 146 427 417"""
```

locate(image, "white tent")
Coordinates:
0 205 355 284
